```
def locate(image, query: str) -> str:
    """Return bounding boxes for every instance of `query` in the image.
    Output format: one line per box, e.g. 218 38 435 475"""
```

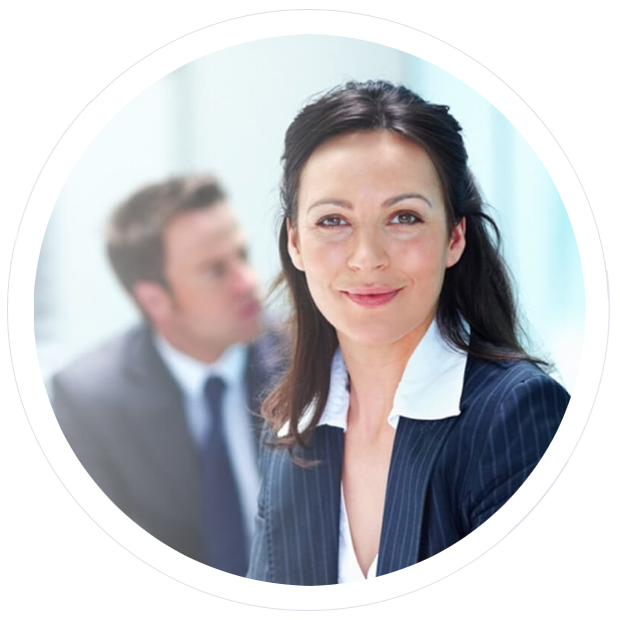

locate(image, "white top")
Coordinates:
311 320 468 582
153 335 260 542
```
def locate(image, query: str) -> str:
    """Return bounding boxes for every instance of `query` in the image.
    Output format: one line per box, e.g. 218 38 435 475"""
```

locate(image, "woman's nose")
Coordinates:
346 228 388 272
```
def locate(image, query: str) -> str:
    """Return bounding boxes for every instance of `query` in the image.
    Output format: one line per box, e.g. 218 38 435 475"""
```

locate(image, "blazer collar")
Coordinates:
313 318 468 434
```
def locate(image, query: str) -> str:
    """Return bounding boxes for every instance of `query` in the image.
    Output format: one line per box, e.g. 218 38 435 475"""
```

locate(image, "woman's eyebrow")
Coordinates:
384 193 433 208
307 193 433 212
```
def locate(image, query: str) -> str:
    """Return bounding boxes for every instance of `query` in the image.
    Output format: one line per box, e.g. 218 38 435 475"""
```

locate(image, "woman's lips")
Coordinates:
343 288 402 308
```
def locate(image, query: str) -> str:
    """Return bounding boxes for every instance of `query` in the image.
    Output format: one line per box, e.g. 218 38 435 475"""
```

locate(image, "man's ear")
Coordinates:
286 219 305 271
446 217 466 268
133 280 173 325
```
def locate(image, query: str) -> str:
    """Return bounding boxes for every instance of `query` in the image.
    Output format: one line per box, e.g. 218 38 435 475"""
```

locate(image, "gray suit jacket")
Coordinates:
51 323 284 563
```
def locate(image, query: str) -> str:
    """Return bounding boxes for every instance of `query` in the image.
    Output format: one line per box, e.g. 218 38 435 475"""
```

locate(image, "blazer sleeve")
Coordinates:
456 375 609 598
52 375 191 598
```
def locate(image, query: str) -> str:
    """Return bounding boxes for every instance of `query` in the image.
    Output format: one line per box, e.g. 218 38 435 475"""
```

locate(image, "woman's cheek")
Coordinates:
306 236 347 273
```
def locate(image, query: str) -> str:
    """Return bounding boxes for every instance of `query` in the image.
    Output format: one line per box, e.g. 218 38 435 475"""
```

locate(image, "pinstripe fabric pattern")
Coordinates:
246 355 569 585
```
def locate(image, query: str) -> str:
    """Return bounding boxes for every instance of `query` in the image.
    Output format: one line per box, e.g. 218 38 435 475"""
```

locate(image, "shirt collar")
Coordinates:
279 319 467 437
153 333 248 398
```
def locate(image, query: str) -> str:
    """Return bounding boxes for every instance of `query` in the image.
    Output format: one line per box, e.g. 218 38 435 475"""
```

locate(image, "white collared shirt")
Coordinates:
312 320 468 582
152 335 260 542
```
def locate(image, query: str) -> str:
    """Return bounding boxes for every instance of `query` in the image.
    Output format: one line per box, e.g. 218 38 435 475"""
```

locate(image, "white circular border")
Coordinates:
6 9 611 611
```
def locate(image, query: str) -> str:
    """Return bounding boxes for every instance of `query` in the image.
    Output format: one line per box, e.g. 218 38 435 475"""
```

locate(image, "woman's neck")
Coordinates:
339 320 432 438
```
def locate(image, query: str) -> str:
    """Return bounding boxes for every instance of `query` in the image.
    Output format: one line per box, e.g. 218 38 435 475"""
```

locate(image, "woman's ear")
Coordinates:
286 219 305 271
446 217 466 268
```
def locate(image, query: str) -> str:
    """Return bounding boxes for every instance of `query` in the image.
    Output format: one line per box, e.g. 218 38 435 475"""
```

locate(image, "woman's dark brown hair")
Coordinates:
265 80 537 449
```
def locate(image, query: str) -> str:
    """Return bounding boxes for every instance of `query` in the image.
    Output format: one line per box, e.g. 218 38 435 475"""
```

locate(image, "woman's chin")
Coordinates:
336 325 412 350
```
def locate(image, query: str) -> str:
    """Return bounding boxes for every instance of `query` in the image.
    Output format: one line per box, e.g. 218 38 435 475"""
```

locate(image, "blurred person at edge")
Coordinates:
51 175 285 576
574 129 616 598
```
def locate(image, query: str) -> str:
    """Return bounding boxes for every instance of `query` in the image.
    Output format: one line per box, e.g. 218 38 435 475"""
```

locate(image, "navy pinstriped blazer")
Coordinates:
246 354 569 585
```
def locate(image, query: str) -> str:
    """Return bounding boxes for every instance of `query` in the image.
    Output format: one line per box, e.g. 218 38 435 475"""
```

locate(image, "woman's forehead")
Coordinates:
298 130 443 207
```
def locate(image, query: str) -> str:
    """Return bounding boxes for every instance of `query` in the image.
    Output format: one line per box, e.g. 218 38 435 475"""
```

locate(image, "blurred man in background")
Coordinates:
51 175 283 576
575 129 616 598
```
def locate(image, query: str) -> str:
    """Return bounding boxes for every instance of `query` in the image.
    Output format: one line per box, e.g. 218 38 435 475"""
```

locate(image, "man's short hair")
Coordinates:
106 175 226 295
574 129 616 222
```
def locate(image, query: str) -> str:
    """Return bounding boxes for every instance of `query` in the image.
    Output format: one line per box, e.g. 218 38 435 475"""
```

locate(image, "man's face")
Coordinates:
153 202 262 362
586 191 616 308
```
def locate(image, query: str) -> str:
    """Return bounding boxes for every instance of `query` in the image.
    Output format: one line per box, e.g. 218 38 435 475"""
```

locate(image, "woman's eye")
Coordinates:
317 216 420 228
389 212 419 225
317 216 347 227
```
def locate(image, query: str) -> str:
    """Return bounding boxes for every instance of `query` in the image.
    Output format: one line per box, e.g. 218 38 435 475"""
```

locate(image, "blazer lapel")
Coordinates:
377 416 458 576
269 425 343 585
122 327 202 541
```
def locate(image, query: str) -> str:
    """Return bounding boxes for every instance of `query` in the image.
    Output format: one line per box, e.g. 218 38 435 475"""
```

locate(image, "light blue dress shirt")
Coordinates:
153 335 260 543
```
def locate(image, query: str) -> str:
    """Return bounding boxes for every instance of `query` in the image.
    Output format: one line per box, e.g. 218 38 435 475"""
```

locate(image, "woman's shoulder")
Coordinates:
462 354 566 403
457 354 570 433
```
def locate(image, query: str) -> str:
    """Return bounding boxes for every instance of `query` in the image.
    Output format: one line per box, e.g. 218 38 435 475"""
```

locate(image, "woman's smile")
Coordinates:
341 286 403 308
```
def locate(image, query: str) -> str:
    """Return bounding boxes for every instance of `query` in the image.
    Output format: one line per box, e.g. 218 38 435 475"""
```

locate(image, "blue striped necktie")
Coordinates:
201 375 248 576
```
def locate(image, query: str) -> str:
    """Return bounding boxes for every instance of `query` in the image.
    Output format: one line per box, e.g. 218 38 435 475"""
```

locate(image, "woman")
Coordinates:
246 80 570 585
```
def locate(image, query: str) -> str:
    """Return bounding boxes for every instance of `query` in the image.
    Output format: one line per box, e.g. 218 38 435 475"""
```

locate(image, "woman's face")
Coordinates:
287 129 466 351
